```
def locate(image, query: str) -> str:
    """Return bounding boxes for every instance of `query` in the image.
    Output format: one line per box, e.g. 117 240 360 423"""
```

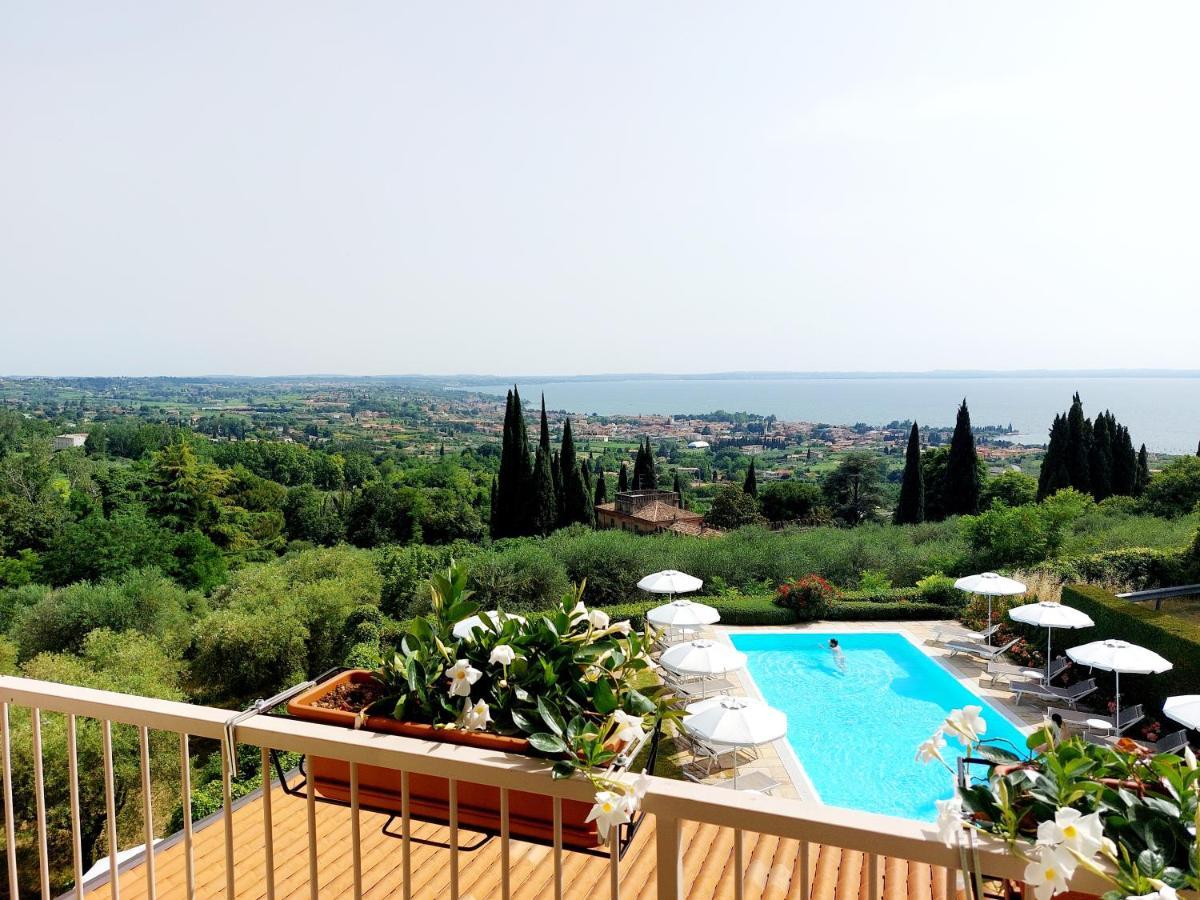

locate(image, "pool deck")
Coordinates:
667 619 1049 803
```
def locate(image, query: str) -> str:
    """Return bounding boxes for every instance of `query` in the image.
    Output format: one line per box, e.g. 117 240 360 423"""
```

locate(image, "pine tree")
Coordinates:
1134 444 1151 496
743 459 758 497
617 463 628 492
594 467 608 506
894 422 925 524
943 399 981 516
1065 393 1092 494
559 419 593 526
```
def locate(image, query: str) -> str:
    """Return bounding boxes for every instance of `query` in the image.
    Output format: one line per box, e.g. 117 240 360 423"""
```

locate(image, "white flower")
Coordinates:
1127 884 1179 900
916 729 947 765
583 665 603 683
1023 846 1076 900
630 772 652 803
489 644 516 667
1036 808 1104 859
934 795 962 847
460 699 493 731
944 706 986 746
612 710 646 744
609 619 632 636
569 601 588 623
588 609 610 630
1184 745 1197 773
445 659 482 697
584 790 632 841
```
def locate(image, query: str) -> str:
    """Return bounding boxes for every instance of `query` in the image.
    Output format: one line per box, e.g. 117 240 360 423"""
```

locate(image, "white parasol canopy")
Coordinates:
452 610 526 641
683 696 787 787
955 572 1026 644
1163 695 1200 731
1008 601 1094 684
647 598 720 629
1066 639 1172 716
637 570 704 595
660 639 746 676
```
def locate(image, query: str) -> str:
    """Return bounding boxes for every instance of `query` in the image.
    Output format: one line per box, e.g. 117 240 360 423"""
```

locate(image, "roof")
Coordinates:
83 777 962 899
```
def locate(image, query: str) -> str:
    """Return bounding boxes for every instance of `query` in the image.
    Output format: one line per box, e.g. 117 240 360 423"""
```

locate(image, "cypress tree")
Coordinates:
492 390 516 537
594 467 608 506
1038 414 1071 500
743 459 758 497
943 399 981 516
494 387 533 537
1134 444 1151 496
538 394 551 454
631 438 648 489
1065 393 1092 494
530 444 558 534
641 438 658 488
488 475 498 535
1089 411 1114 501
551 449 564 524
894 422 925 524
559 418 592 526
1111 424 1137 497
617 463 629 492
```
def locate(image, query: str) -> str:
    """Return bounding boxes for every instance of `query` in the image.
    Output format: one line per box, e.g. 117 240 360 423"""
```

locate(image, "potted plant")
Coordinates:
288 561 675 849
919 709 1200 899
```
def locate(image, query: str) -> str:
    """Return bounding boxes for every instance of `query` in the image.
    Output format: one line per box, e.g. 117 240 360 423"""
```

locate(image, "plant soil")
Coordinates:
313 680 382 713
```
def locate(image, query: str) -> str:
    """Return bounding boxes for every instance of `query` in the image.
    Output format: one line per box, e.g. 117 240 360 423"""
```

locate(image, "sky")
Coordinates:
2 3 1198 377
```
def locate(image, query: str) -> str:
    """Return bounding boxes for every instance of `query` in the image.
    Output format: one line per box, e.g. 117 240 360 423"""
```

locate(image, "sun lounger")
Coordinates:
712 771 782 795
1104 729 1190 756
1049 704 1145 735
944 637 1020 662
1011 678 1098 709
676 730 758 777
668 677 737 699
931 623 1001 646
983 661 1046 687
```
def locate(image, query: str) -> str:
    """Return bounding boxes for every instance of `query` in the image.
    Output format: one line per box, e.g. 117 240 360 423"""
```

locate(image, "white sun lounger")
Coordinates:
944 637 1020 662
1049 704 1145 735
1011 678 1098 709
931 623 1001 646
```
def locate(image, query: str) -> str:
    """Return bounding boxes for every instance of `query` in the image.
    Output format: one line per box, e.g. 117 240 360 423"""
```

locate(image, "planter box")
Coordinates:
286 669 604 849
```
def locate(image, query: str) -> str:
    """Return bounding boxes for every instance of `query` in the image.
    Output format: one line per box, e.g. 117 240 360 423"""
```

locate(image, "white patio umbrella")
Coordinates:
646 598 720 629
683 696 787 788
660 639 747 676
1066 639 1173 719
452 610 526 641
637 570 704 597
955 572 1026 644
1008 601 1094 684
1163 695 1200 731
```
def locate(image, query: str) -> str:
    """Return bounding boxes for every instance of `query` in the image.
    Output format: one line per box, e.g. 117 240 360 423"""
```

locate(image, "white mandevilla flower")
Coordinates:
445 659 482 697
1023 846 1076 900
916 729 947 765
583 665 603 683
934 795 962 847
609 619 632 636
944 706 986 746
1036 808 1104 859
460 699 493 731
1127 883 1179 900
1184 745 1197 773
569 601 589 622
585 790 632 841
611 710 646 744
489 644 516 667
588 609 610 630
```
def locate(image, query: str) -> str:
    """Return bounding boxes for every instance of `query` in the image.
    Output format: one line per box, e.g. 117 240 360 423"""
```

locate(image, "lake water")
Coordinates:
474 376 1200 454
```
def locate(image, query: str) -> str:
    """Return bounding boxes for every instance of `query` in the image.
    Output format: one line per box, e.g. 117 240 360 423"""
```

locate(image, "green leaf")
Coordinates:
537 697 565 737
511 710 538 734
593 678 618 715
624 689 657 716
528 733 569 755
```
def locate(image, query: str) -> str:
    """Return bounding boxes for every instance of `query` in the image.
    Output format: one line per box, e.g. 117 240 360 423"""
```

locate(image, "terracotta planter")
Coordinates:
286 669 604 849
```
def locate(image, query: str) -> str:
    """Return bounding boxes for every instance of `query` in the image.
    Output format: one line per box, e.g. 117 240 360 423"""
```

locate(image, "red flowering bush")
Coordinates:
775 575 838 621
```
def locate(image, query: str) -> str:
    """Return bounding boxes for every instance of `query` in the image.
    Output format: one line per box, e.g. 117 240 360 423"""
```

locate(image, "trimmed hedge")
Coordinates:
1042 547 1196 589
828 601 950 621
1061 584 1200 713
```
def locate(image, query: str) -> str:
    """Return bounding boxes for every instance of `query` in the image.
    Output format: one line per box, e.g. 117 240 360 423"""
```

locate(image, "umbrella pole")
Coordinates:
1115 672 1120 729
987 596 993 645
1045 629 1052 686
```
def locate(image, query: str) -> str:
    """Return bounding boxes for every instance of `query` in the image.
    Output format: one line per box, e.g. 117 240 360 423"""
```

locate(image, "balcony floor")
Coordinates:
84 779 963 899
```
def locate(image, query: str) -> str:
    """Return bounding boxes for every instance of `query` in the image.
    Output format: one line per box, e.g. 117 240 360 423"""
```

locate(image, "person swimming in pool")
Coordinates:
828 638 846 672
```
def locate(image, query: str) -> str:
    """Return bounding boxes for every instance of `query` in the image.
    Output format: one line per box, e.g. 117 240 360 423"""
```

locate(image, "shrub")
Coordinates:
856 569 893 592
1141 455 1200 518
916 572 962 607
466 542 571 612
827 600 949 621
774 575 838 621
1061 583 1200 715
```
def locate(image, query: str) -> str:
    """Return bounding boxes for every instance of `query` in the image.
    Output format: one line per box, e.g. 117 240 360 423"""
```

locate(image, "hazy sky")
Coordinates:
2 3 1198 376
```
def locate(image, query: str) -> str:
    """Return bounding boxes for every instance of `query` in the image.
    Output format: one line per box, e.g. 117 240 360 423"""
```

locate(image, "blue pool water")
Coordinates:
729 632 1030 822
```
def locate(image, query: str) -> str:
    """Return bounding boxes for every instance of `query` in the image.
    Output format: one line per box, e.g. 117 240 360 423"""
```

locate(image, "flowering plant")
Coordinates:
774 574 838 620
920 709 1200 899
370 561 677 842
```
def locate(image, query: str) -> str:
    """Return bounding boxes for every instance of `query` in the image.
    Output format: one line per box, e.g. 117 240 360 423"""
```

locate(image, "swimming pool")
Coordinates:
729 631 1030 822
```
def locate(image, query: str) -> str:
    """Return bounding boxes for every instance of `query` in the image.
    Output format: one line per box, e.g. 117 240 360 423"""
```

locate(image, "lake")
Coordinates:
474 376 1200 454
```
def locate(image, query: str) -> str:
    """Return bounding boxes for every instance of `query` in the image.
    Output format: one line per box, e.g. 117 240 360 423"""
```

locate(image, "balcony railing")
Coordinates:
0 674 1109 899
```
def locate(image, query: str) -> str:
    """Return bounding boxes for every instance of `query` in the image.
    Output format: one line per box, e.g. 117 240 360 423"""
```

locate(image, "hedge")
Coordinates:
594 594 950 627
827 601 950 621
1041 547 1196 589
1061 584 1200 713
